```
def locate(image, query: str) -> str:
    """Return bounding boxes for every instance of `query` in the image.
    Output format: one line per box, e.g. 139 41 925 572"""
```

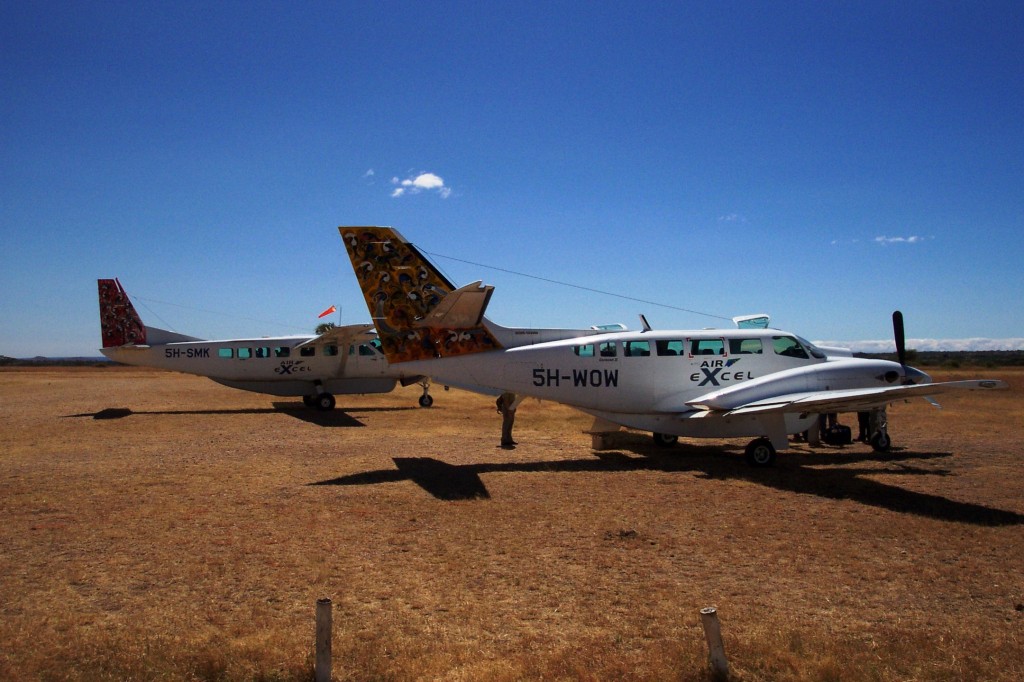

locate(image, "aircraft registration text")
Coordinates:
533 368 619 388
165 348 210 359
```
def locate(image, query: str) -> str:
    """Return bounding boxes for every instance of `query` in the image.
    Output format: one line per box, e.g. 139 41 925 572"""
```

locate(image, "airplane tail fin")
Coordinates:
339 226 502 363
98 278 147 347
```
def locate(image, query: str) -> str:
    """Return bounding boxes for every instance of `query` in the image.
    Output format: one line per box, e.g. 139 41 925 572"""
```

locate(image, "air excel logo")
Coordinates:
690 358 754 387
274 360 309 375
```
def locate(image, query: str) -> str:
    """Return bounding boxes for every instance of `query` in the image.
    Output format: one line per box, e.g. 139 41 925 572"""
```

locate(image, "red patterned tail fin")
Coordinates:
98 279 147 347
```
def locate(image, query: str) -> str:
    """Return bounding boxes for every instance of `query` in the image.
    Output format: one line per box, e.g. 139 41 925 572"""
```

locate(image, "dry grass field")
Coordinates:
1 366 1022 681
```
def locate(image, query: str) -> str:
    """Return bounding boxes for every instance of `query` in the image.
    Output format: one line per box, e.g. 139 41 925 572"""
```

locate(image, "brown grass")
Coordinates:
1 366 1022 681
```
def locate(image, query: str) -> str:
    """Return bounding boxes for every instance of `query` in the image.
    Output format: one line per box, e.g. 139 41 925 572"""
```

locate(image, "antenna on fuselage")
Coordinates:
639 314 652 332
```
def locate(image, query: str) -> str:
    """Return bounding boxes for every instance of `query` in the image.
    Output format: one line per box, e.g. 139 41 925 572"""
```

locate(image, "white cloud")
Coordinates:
874 235 925 245
390 171 451 199
363 169 375 177
814 338 1024 352
718 213 747 223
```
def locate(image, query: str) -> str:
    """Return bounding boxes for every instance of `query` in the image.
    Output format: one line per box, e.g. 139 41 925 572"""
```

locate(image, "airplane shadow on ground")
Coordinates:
312 441 1024 526
63 403 416 428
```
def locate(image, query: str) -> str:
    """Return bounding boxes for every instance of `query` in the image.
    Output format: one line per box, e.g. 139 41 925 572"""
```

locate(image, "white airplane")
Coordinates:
338 226 1008 465
97 278 435 410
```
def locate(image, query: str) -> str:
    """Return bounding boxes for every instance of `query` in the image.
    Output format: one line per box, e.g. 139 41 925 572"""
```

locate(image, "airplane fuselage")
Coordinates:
101 335 396 397
392 326 908 438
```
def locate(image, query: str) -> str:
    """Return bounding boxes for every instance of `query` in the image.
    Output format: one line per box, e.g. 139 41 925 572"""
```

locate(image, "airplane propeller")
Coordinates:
892 310 913 384
892 310 906 367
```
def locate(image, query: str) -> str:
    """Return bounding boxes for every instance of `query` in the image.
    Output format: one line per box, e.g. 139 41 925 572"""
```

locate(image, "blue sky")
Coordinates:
2 1 1022 357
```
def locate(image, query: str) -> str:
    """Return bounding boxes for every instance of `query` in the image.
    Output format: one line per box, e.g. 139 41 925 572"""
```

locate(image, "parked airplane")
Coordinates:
339 226 1008 465
97 278 434 410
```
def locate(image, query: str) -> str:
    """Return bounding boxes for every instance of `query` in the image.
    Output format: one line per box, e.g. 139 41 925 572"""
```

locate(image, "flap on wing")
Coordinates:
295 323 376 349
694 379 1008 416
414 281 494 329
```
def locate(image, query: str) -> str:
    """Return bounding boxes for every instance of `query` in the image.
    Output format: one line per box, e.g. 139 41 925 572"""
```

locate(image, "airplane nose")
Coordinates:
905 367 931 385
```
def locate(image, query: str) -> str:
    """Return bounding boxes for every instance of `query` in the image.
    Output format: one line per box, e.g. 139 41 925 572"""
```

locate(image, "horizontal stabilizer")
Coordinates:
414 281 494 329
145 326 204 345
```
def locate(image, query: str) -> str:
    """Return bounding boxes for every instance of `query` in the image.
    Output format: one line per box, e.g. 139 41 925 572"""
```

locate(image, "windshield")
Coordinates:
795 335 827 359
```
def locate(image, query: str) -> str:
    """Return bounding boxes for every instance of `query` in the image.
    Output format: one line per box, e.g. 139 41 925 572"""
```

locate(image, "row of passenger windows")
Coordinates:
572 336 809 359
215 341 382 360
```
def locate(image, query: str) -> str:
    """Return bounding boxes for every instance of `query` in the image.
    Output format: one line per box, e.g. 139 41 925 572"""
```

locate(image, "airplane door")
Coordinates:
347 341 387 377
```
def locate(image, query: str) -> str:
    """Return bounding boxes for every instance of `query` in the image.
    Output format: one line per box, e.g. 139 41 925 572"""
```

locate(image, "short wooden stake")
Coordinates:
315 598 332 682
700 606 729 679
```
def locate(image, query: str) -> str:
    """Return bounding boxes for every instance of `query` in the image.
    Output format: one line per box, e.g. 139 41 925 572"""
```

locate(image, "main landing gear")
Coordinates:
303 392 336 411
651 431 778 467
418 378 434 408
303 381 336 411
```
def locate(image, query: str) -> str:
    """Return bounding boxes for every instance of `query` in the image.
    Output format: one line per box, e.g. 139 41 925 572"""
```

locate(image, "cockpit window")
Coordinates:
772 336 809 359
795 335 827 359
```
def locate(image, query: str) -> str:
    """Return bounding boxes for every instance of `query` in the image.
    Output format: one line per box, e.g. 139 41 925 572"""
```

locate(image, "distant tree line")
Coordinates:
0 356 113 367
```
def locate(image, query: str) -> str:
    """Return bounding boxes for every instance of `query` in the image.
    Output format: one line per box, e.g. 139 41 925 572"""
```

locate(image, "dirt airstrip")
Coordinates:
1 366 1022 681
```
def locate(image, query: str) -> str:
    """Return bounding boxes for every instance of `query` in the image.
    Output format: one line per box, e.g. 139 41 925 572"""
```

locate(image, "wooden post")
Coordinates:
700 606 729 679
315 598 332 682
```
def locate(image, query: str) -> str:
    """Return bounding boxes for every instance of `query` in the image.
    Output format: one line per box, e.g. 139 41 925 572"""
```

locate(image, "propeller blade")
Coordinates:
892 310 906 368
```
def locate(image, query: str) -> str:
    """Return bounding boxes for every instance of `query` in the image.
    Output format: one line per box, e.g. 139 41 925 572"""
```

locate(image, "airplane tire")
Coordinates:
316 393 336 411
745 438 776 467
418 395 434 408
652 432 678 447
870 431 891 452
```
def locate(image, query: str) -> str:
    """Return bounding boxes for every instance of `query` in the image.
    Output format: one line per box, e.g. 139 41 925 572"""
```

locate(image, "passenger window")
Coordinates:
772 336 809 359
323 345 339 357
656 340 685 356
729 338 763 354
599 342 617 357
358 344 377 356
624 340 651 357
690 339 725 356
300 347 316 357
573 344 595 357
274 347 290 358
255 347 270 358
237 348 252 359
218 348 233 359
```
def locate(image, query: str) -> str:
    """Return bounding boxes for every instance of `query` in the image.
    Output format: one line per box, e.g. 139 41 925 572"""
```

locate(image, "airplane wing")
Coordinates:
689 379 1008 416
294 323 376 349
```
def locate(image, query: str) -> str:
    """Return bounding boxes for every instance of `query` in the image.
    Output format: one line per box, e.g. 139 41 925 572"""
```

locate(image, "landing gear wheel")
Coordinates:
745 438 777 467
315 393 336 411
417 378 433 408
870 430 891 452
302 394 316 408
652 432 678 447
